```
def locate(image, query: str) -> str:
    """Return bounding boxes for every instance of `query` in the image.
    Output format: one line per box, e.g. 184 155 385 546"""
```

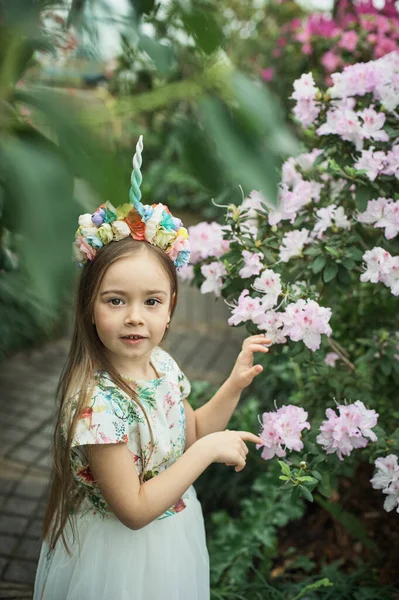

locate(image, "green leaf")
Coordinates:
138 34 175 74
342 258 356 270
278 460 291 476
381 360 392 377
311 254 326 274
291 578 333 600
325 246 340 257
279 475 290 481
296 476 314 483
199 95 281 204
323 262 339 283
180 8 224 55
355 184 375 212
298 485 313 502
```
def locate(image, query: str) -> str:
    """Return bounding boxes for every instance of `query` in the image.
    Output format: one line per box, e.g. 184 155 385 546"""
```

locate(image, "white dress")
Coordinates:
33 347 210 600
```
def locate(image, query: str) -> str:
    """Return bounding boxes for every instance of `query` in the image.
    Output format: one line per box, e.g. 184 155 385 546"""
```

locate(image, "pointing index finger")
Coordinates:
238 431 264 445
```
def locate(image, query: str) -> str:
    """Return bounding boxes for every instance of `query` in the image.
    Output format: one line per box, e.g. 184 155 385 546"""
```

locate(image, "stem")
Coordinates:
327 338 356 371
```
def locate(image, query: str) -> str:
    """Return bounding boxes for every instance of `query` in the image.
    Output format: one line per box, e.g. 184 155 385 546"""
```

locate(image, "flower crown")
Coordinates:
73 136 190 269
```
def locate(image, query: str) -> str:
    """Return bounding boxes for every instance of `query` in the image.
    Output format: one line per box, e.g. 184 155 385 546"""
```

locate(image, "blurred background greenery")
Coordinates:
0 0 302 359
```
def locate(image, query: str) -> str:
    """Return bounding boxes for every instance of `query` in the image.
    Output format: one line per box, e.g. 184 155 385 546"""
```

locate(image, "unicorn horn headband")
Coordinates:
73 135 190 268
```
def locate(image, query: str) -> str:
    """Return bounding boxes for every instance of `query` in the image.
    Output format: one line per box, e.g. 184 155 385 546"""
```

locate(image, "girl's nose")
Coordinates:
125 305 144 325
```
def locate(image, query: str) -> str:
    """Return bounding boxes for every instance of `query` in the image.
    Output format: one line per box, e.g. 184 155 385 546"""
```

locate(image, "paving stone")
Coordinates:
8 448 38 466
0 429 29 446
14 539 41 562
24 436 51 453
12 480 48 501
3 559 36 584
0 482 16 497
0 517 28 537
35 455 51 471
16 418 42 433
0 536 18 557
3 498 37 519
25 520 42 540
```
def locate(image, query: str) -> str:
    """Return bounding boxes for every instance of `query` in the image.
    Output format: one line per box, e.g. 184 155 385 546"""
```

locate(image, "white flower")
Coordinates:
144 204 165 243
279 229 311 262
112 220 130 241
253 269 282 310
200 261 226 297
78 213 93 228
239 250 264 279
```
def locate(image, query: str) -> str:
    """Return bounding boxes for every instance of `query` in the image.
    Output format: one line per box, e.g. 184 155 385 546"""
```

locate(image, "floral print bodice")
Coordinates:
67 347 192 519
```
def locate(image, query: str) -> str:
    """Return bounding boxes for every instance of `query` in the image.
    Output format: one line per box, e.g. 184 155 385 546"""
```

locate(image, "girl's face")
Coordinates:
93 248 173 374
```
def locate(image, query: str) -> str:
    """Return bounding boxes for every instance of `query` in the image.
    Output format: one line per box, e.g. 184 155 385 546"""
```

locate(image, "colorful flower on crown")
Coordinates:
73 136 190 269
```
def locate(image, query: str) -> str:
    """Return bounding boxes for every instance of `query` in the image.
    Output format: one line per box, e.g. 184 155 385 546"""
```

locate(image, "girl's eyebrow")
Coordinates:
100 289 168 296
100 290 127 296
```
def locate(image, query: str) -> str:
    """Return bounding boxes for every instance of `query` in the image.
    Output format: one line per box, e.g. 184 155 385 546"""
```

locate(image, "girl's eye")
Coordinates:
145 298 160 307
109 298 124 306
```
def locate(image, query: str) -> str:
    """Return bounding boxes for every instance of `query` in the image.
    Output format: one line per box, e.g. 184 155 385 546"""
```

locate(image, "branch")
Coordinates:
327 338 356 371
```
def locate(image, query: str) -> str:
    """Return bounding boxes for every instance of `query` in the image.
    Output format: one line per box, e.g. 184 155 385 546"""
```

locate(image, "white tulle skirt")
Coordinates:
33 487 209 600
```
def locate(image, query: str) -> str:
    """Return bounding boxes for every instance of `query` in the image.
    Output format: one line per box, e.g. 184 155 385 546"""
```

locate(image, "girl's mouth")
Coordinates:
121 335 146 345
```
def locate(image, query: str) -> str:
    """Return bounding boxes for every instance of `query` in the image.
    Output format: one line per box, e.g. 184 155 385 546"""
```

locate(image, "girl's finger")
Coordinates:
241 442 249 455
244 335 272 346
237 431 264 445
247 344 270 353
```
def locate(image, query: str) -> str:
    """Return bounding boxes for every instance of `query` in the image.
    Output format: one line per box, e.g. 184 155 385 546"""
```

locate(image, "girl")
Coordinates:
33 138 270 600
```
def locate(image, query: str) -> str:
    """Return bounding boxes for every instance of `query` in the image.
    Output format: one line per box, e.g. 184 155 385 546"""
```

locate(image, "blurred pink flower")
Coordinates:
261 67 275 83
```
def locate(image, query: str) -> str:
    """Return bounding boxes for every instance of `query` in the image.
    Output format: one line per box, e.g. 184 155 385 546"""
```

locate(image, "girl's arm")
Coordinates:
87 429 262 531
189 334 271 440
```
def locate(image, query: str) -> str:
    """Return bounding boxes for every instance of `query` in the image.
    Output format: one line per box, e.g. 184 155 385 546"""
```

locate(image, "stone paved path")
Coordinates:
0 284 243 599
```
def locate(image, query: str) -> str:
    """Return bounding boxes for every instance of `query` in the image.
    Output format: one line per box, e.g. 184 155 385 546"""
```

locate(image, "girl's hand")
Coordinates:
199 430 264 472
229 334 272 392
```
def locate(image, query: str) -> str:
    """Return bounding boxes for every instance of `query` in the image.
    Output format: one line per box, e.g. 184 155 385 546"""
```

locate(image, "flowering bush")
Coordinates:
258 0 399 115
182 51 399 512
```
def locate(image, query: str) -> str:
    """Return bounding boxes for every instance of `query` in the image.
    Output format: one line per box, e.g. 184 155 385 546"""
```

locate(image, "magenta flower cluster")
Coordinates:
264 2 399 87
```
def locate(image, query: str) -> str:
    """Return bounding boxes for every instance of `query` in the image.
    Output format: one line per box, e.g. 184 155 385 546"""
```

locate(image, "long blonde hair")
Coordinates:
42 238 178 552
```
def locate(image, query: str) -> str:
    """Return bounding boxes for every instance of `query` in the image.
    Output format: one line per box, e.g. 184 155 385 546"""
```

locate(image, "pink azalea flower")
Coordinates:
257 405 311 460
261 67 274 82
313 204 351 239
325 352 340 367
321 51 342 73
357 197 389 224
228 289 265 326
316 401 378 460
177 264 194 283
383 144 399 176
339 30 359 52
200 261 226 297
282 299 332 351
253 269 282 310
354 146 387 181
358 107 389 143
189 222 230 264
279 229 311 262
375 200 399 240
371 455 399 512
253 309 287 344
239 250 264 279
360 246 392 284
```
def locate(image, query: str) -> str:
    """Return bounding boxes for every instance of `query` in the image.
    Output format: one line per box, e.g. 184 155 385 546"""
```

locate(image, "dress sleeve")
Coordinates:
71 383 129 448
177 366 191 400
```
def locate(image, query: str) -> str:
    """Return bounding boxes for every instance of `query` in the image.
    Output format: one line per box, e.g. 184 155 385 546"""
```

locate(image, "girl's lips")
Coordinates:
121 336 146 345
